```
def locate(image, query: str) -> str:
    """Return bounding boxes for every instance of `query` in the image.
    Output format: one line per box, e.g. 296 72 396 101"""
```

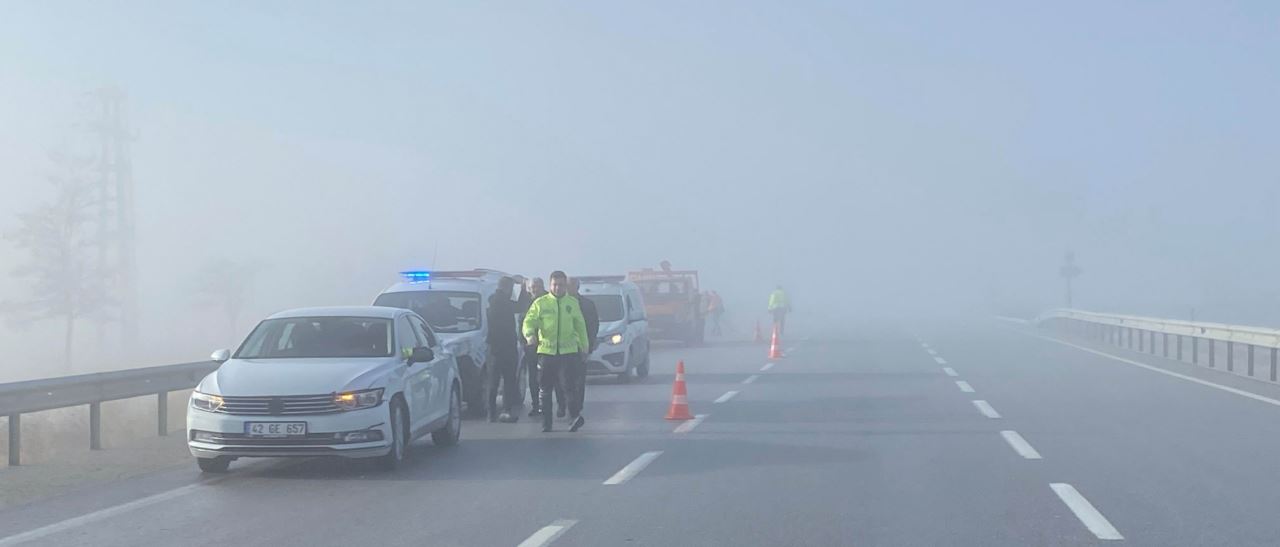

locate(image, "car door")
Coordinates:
396 315 433 434
409 315 449 424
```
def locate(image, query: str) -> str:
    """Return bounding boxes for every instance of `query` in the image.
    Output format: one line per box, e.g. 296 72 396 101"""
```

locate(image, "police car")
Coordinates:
187 306 461 473
578 276 651 382
373 270 525 415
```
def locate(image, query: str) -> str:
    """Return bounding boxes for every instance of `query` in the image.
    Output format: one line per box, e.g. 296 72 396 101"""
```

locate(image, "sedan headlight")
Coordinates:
191 391 224 412
334 388 384 411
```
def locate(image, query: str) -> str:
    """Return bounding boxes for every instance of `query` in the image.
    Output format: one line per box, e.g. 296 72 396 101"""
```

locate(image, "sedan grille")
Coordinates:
214 394 341 416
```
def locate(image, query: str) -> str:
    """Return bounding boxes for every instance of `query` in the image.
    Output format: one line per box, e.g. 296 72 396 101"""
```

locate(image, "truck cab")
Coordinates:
627 267 704 345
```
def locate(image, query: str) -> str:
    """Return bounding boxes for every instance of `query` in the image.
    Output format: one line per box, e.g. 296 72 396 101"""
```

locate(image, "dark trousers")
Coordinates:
771 309 787 336
566 358 585 417
527 347 563 411
539 354 581 429
486 350 519 418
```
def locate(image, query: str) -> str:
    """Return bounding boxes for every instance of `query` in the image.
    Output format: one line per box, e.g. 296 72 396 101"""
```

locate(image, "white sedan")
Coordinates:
186 306 461 473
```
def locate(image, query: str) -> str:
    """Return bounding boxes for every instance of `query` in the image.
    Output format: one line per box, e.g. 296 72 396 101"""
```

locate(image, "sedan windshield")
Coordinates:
374 290 482 333
234 317 393 359
585 295 625 322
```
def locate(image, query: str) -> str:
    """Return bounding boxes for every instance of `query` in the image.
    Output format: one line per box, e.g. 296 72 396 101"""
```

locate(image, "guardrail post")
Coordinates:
89 402 101 450
1272 348 1278 382
1162 333 1169 357
7 414 18 466
1177 335 1183 360
1192 337 1199 364
1247 345 1255 377
1139 330 1145 352
1209 340 1216 368
157 392 168 436
1227 342 1234 372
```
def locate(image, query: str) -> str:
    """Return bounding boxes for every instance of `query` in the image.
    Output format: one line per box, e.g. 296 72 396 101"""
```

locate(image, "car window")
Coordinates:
235 317 393 359
395 316 415 355
409 316 437 347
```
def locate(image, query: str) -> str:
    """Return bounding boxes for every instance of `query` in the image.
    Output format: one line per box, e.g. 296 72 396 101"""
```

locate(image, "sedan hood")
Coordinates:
201 358 398 396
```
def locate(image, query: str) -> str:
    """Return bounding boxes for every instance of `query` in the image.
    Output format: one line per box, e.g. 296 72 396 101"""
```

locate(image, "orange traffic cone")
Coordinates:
768 325 784 359
665 360 693 420
753 321 763 343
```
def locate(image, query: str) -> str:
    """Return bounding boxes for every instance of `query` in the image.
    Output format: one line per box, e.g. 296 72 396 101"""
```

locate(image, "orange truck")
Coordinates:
627 265 704 345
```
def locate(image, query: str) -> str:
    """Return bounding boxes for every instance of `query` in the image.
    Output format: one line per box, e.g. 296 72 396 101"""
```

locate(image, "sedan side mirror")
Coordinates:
211 349 231 363
409 346 434 364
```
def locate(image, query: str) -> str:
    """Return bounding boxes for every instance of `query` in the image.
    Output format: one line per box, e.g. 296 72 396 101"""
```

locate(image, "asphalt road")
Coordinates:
3 320 1280 546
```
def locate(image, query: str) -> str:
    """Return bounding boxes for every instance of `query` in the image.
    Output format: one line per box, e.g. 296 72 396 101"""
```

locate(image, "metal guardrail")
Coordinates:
1 361 219 466
1036 308 1280 381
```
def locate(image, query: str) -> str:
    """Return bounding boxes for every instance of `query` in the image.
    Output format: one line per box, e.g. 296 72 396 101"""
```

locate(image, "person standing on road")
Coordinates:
523 271 589 433
486 276 521 423
569 278 599 419
520 277 555 417
706 290 724 337
768 285 790 336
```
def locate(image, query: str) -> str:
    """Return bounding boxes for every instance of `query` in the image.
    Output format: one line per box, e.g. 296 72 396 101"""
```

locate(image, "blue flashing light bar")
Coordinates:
399 271 432 284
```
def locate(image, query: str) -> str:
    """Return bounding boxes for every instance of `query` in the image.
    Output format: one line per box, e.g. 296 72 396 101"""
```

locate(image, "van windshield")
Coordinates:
585 295 625 322
374 291 482 333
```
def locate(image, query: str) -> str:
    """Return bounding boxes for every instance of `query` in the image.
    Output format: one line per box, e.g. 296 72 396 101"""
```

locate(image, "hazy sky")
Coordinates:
2 2 1279 375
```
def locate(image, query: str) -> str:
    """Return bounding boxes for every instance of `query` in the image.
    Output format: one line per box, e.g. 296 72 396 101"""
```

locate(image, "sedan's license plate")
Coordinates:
245 422 307 437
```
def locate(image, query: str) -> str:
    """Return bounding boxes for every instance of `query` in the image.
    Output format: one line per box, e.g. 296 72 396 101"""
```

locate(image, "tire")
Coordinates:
635 350 650 379
196 456 231 473
376 400 408 471
513 361 528 406
432 383 462 447
461 360 487 417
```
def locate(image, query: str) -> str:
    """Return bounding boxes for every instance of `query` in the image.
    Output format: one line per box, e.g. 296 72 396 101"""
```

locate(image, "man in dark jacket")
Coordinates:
568 278 600 421
486 276 521 422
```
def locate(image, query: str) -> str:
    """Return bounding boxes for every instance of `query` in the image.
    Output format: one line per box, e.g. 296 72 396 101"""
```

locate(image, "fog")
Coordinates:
1 2 1278 381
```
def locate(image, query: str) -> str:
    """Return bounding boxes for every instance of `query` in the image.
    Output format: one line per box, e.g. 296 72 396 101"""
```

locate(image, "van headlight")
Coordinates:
608 333 624 345
334 388 384 411
191 391 224 412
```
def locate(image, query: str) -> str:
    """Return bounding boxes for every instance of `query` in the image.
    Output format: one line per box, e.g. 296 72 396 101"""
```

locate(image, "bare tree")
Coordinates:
192 258 258 342
2 150 112 371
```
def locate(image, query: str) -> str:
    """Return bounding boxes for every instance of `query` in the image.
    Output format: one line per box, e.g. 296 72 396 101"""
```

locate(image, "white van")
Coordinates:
373 269 525 414
577 276 652 382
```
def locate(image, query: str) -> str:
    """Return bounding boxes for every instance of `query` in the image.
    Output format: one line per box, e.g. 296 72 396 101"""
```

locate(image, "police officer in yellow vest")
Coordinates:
768 285 790 336
522 270 590 432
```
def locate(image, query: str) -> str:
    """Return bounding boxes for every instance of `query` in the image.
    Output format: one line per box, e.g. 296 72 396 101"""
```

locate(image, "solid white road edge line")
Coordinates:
1000 430 1042 459
673 414 709 434
714 390 739 404
942 367 958 377
972 400 1001 418
743 374 759 384
603 451 664 485
517 519 580 547
0 483 205 546
934 356 948 364
0 457 300 547
1050 483 1124 540
956 380 975 393
761 363 774 371
1023 330 1280 409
